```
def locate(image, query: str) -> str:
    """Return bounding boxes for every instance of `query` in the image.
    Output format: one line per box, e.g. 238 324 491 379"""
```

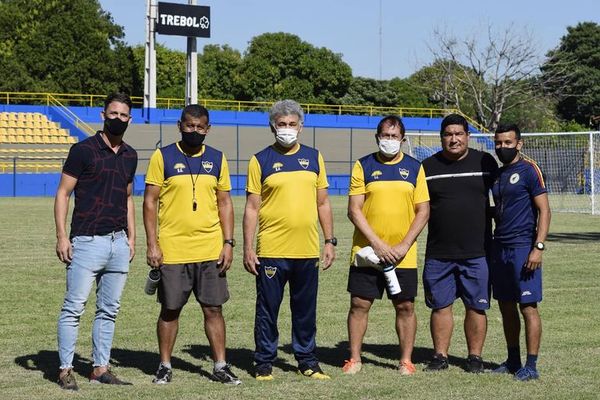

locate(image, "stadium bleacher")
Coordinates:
0 112 77 145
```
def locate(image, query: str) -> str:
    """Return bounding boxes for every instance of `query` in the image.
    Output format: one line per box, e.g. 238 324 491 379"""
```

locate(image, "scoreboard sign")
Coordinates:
156 2 211 38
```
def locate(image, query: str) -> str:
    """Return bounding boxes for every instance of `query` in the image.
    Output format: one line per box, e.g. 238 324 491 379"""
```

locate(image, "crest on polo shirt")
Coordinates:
264 266 277 279
371 170 382 179
510 173 520 184
202 161 213 173
298 158 309 169
174 163 186 173
399 168 410 179
273 162 283 172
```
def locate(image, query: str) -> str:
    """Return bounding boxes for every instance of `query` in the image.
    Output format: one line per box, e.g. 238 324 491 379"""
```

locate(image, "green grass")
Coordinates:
0 196 599 399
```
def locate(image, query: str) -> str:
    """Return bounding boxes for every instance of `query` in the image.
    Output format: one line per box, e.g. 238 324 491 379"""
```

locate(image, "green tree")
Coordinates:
197 44 242 100
0 0 133 95
339 77 399 107
131 44 186 99
236 32 352 103
543 22 600 126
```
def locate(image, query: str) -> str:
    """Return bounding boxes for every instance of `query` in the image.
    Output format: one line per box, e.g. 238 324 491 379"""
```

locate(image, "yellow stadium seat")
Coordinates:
49 136 60 144
24 135 34 143
57 136 68 144
41 136 52 144
0 120 8 128
0 134 7 143
0 113 8 121
67 136 78 144
15 135 26 143
8 113 17 120
32 128 42 136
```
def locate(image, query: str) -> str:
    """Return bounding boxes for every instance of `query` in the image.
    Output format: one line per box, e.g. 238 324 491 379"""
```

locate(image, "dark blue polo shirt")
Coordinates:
63 132 138 238
492 158 547 247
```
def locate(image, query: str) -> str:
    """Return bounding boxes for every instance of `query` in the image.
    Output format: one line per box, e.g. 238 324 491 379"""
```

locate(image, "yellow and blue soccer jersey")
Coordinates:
246 144 329 258
145 143 231 264
349 152 429 268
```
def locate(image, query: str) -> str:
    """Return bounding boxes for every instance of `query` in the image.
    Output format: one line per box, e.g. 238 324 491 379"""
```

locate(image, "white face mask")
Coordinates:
275 128 298 148
378 139 401 157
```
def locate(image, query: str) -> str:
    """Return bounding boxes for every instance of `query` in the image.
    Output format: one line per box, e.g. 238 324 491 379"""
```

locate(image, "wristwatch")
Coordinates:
223 239 236 247
324 237 338 246
534 242 545 251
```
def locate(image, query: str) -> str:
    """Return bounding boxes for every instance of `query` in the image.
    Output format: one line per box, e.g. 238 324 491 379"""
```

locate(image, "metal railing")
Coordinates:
0 91 487 132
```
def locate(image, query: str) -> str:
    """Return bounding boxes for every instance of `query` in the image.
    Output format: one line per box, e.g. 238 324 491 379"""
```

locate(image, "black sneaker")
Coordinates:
57 369 79 391
211 364 242 385
152 364 172 384
424 353 449 371
465 354 484 373
89 369 133 385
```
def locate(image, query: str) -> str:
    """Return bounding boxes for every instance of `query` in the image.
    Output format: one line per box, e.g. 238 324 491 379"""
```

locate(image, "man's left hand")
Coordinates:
321 243 336 270
128 238 135 262
525 248 543 270
218 245 233 273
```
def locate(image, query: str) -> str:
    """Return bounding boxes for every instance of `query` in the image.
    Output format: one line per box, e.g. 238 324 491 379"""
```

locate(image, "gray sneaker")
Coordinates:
58 369 79 391
89 369 132 385
211 364 242 385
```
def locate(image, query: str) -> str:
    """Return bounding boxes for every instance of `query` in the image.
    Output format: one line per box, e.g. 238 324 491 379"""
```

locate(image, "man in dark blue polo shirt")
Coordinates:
54 93 138 391
490 124 551 381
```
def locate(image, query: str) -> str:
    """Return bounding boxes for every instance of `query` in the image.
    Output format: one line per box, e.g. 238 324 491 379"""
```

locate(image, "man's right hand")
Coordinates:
243 248 260 275
371 239 400 265
146 243 163 268
56 237 72 264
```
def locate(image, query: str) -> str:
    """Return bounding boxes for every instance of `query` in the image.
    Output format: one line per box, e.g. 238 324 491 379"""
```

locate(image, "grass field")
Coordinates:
0 196 599 400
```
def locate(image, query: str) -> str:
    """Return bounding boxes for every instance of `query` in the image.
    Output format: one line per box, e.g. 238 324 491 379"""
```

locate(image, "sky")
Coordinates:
99 0 598 80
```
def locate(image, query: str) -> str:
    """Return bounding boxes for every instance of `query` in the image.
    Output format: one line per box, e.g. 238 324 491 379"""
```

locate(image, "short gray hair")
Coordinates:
269 99 304 126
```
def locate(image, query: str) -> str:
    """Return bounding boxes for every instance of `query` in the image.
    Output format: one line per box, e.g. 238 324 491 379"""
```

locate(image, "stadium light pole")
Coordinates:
185 0 198 106
144 0 157 122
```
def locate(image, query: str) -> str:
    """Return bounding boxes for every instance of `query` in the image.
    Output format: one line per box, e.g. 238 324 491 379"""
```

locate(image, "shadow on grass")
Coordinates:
547 232 600 243
280 341 500 372
184 344 297 375
14 348 214 383
15 351 91 383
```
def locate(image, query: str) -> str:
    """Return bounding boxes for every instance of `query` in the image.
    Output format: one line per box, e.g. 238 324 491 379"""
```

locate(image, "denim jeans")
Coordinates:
57 231 130 369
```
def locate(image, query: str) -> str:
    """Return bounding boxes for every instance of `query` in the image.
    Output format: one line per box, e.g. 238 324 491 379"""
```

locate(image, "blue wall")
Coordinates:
1 173 354 197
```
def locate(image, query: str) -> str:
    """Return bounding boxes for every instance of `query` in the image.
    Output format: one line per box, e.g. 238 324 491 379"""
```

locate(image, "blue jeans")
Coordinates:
57 231 130 369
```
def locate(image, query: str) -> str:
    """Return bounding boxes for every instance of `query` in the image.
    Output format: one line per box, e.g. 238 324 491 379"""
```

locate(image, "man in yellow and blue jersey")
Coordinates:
243 99 336 381
342 116 430 376
143 104 241 386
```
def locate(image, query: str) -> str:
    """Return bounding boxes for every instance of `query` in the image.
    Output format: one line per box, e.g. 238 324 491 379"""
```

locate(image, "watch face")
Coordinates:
536 242 544 250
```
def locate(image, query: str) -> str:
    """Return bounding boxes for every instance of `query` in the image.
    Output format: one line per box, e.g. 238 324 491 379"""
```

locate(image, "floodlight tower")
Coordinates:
144 0 157 121
185 0 198 106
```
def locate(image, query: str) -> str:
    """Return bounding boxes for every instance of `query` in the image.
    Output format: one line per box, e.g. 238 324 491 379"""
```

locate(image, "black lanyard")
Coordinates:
183 152 203 211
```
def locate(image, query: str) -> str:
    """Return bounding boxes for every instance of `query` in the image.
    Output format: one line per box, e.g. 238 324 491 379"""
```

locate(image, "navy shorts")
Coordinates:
423 257 490 310
347 266 417 300
490 244 542 304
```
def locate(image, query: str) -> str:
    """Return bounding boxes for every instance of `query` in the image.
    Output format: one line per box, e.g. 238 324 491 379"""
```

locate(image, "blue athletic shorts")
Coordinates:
490 244 542 304
423 257 490 310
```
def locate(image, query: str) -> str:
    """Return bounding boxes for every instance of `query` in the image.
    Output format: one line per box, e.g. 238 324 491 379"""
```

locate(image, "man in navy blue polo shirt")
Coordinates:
54 93 138 390
490 124 551 381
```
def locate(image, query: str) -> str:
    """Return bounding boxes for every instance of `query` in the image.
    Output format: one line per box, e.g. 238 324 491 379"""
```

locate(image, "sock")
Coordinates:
214 360 227 372
507 346 522 368
525 354 538 370
160 361 172 369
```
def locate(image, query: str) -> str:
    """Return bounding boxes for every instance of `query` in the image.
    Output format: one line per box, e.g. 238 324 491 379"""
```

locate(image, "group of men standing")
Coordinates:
53 94 550 391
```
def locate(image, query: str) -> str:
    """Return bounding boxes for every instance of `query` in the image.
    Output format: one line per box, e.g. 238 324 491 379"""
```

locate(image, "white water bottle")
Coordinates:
382 265 401 295
144 269 161 295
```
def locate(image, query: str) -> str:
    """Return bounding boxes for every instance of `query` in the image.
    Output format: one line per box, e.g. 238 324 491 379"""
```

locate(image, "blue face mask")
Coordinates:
181 130 206 148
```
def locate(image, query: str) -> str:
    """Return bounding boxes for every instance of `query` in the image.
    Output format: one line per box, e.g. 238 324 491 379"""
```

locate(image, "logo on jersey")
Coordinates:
478 299 488 304
202 161 213 173
264 266 277 279
272 162 283 172
174 163 186 173
371 170 382 179
399 168 410 179
522 290 532 296
298 158 310 169
509 173 520 184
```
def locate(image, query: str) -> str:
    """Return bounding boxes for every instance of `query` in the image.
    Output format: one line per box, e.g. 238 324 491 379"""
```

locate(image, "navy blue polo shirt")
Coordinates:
63 132 138 238
492 158 547 247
